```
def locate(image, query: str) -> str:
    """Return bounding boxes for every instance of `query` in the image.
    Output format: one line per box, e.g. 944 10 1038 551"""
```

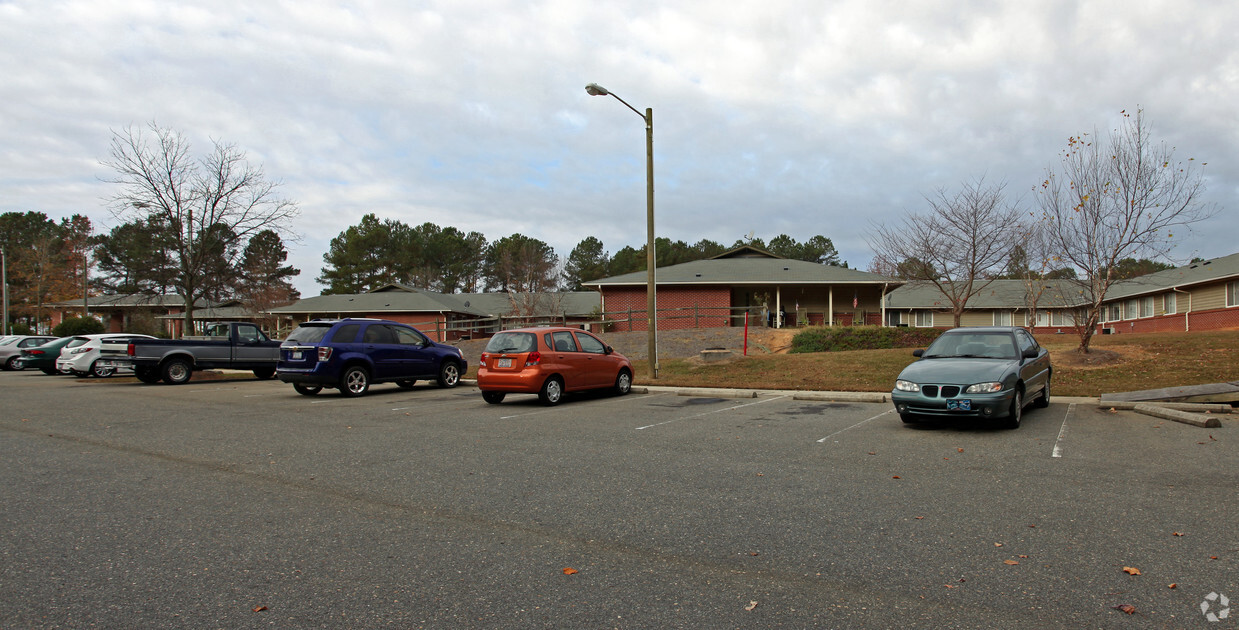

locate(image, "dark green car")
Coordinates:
16 337 75 375
891 327 1052 429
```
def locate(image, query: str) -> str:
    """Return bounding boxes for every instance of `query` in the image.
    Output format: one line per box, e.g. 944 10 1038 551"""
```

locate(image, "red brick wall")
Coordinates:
1096 308 1239 334
602 287 731 330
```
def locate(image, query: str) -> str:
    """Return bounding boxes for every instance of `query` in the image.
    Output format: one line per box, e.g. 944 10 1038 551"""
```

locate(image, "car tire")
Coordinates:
1034 378 1051 409
613 369 632 396
41 368 59 375
253 367 276 380
339 366 370 397
3 356 19 370
436 361 461 388
72 370 90 378
91 361 116 378
294 383 322 396
135 366 161 384
482 391 505 404
1006 390 1023 429
900 412 918 424
161 358 193 385
538 376 564 406
396 380 417 389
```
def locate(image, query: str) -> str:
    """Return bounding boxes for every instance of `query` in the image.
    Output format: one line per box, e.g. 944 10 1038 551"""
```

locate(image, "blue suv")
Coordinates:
277 318 467 397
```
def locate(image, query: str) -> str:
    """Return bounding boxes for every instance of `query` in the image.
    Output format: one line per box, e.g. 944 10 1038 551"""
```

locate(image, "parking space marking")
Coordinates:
498 392 669 420
1052 403 1075 458
815 408 893 443
634 394 791 430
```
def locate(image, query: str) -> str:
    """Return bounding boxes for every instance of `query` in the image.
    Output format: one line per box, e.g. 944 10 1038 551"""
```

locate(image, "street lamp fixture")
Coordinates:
585 82 658 378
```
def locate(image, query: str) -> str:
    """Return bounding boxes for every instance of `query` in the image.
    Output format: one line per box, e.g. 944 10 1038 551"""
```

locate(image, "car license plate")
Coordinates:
947 399 972 411
290 351 302 360
496 358 512 368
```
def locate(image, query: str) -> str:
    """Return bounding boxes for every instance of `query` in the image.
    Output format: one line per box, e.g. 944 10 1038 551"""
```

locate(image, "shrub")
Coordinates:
790 326 943 353
8 322 33 335
52 316 106 337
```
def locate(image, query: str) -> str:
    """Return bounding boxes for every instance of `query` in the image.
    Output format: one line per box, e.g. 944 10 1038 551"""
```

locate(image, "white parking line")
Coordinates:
1052 403 1075 458
635 395 791 430
500 392 668 420
816 409 894 443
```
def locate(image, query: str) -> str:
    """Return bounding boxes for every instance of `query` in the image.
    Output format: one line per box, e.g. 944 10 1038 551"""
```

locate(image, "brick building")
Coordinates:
583 246 901 331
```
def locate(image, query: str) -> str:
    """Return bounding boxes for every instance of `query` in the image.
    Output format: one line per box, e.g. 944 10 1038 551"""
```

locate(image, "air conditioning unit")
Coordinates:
1101 327 1116 335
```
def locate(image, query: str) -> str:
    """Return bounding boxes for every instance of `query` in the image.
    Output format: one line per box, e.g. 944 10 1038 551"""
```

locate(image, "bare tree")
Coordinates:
869 177 1022 327
102 123 299 333
1037 109 1214 352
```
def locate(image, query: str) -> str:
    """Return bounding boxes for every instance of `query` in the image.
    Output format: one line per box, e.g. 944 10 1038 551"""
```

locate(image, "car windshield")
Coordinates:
284 324 332 345
484 332 537 353
922 333 1017 360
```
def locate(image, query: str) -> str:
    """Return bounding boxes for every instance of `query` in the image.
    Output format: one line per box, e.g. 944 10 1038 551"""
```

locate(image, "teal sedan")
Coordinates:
16 337 75 375
891 327 1051 429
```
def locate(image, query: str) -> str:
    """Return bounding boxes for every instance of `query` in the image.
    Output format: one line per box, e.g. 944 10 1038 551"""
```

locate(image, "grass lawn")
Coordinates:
631 329 1239 398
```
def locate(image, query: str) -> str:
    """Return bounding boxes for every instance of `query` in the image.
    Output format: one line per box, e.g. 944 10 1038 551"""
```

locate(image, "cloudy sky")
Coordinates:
2 0 1236 297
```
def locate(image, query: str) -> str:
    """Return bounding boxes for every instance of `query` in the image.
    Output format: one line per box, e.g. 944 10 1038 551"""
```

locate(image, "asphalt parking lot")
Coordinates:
1 370 1235 628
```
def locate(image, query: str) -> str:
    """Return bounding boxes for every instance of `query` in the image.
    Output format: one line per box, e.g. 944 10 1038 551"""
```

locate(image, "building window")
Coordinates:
1051 310 1078 327
1104 304 1121 322
1125 299 1138 320
1140 296 1154 318
914 311 934 327
993 311 1012 326
1163 293 1177 315
1229 281 1239 307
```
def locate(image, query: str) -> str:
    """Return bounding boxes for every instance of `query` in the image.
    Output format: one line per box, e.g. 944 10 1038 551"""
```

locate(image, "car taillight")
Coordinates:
526 351 541 366
480 352 489 364
317 347 332 362
127 343 136 356
29 350 44 356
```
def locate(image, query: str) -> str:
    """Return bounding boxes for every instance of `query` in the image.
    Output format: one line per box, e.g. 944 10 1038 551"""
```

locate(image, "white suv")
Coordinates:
56 334 155 377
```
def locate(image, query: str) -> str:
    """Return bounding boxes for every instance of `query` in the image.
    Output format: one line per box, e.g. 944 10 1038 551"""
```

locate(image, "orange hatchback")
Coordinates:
477 327 634 405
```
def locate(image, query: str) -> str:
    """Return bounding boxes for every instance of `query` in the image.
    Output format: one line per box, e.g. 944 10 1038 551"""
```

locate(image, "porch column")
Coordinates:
776 287 782 329
828 287 834 327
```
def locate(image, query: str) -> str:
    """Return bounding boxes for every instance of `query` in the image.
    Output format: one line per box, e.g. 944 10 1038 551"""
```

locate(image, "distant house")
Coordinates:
883 280 1086 332
1098 251 1239 333
883 251 1239 334
267 284 602 341
583 246 902 329
48 294 267 338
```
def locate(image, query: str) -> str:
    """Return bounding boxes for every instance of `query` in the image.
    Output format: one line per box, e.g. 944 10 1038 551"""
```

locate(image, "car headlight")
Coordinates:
965 382 1004 394
894 379 919 392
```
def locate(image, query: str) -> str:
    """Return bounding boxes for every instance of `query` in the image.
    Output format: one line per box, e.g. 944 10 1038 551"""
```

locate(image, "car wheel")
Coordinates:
3 356 19 370
613 369 632 396
253 367 276 380
161 359 193 385
538 376 564 406
91 361 116 378
436 361 461 388
482 391 505 404
294 383 322 396
135 366 161 384
1034 378 1051 409
40 367 59 376
1006 389 1023 429
396 379 417 389
339 366 370 397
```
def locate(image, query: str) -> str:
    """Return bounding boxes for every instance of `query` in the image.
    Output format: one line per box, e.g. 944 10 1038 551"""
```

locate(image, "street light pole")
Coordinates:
1 247 8 336
586 82 659 378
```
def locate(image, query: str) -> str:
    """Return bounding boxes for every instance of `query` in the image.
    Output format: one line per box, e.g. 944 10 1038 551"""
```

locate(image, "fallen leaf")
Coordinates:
1112 604 1136 614
253 606 268 613
868 452 876 455
1019 555 1029 558
994 543 1003 547
957 448 964 453
915 516 925 520
562 567 578 575
1210 556 1219 560
1168 583 1177 589
943 584 956 588
1209 434 1217 441
745 601 758 611
1172 532 1184 537
892 476 901 479
1003 560 1019 565
1122 566 1141 575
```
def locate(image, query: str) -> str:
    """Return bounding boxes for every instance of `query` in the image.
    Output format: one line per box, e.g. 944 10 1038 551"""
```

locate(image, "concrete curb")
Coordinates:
674 388 758 399
1131 403 1223 428
1100 401 1235 414
793 392 888 403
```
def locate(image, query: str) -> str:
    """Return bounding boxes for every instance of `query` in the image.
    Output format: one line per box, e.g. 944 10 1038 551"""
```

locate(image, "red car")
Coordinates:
477 327 633 405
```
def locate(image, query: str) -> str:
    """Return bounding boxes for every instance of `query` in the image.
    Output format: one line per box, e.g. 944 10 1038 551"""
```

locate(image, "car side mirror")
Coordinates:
604 345 613 355
912 349 924 358
1022 347 1038 359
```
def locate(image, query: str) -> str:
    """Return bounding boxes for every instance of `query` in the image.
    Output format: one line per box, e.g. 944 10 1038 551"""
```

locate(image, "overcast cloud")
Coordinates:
2 0 1236 296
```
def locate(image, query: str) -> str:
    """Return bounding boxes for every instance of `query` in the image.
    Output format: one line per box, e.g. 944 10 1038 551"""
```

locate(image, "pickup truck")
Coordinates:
101 322 282 384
